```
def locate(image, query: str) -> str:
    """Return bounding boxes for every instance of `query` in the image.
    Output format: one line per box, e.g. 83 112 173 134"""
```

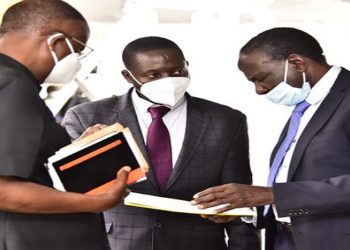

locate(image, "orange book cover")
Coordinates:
47 123 149 195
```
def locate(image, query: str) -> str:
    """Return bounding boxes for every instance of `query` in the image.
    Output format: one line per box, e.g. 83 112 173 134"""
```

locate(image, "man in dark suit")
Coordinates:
191 27 350 250
63 36 261 250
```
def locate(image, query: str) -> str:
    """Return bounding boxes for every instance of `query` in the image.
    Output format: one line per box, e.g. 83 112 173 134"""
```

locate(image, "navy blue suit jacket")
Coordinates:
265 68 350 250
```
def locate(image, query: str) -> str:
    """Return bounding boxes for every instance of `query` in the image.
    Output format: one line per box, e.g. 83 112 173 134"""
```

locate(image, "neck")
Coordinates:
307 63 332 88
0 33 32 66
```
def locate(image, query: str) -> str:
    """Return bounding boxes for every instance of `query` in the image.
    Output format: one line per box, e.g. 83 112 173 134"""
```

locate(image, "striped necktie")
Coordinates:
264 100 310 215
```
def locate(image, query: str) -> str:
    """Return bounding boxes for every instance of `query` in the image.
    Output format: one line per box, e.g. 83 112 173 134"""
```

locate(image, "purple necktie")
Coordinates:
264 100 310 215
147 106 172 191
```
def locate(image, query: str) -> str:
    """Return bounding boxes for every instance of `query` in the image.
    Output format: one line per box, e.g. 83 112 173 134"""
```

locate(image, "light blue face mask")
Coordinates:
265 60 311 106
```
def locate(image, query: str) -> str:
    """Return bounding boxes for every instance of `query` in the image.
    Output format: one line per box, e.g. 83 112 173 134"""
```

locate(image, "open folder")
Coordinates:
124 192 256 217
46 123 149 195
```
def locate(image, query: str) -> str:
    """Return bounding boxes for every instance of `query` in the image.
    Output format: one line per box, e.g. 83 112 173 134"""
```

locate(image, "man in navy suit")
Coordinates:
192 27 350 250
63 36 261 250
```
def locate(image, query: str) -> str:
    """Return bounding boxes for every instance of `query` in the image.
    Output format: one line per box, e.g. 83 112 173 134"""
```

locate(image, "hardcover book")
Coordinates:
47 123 149 195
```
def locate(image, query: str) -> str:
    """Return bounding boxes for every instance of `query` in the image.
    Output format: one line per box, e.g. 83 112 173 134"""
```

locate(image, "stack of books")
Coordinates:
46 123 149 195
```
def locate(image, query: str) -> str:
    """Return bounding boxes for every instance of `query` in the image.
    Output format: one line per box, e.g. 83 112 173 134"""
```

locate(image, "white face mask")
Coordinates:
128 72 190 107
265 60 311 106
44 33 82 84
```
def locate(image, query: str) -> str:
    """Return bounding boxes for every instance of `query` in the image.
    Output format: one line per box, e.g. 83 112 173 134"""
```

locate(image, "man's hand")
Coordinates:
78 124 108 139
200 214 240 223
191 183 274 213
103 166 131 206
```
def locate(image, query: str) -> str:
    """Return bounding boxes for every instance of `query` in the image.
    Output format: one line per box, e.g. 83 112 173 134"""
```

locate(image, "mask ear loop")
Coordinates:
47 33 65 64
127 70 143 86
284 59 289 82
302 72 306 84
64 37 75 54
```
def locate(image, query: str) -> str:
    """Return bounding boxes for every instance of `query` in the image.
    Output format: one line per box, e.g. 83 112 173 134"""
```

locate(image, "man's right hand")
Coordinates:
103 166 131 206
78 123 108 140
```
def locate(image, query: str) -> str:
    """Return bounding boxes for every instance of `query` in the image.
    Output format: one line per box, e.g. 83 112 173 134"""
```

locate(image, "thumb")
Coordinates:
116 166 131 184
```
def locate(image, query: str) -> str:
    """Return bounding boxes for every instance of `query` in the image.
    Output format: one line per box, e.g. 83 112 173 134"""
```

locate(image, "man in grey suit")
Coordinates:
0 1 129 250
192 27 350 250
63 36 260 250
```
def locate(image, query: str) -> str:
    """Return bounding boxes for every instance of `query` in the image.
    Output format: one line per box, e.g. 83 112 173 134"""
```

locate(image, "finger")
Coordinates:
116 166 131 184
93 123 108 130
206 215 227 223
214 204 235 214
195 199 229 209
191 191 222 205
82 124 108 136
192 192 231 208
193 185 226 199
208 215 240 223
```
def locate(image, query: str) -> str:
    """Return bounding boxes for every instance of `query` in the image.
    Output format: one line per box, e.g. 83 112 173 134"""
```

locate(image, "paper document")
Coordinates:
124 192 256 217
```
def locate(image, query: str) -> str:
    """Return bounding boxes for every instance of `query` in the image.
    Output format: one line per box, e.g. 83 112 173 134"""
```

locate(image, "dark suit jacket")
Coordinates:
265 68 350 250
63 89 261 250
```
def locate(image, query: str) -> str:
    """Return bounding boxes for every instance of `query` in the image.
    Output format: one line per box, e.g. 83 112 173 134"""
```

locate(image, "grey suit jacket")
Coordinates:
265 68 350 250
63 89 260 250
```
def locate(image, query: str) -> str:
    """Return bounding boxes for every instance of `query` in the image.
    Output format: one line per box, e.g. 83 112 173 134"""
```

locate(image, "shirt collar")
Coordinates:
131 88 186 115
305 65 341 105
0 53 41 91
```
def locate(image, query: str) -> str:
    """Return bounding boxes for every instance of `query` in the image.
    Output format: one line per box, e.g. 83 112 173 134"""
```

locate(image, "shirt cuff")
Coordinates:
241 207 257 227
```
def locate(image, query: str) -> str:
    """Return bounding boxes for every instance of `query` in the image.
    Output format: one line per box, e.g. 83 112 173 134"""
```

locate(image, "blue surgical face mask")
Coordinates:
265 60 311 106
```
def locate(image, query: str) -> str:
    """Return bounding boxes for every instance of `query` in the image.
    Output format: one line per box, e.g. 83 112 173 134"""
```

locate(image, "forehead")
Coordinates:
57 20 90 43
132 48 185 74
238 50 280 78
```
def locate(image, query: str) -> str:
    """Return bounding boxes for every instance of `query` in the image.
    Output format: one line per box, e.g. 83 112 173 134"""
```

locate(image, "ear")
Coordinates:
121 69 134 84
287 54 306 72
46 33 65 50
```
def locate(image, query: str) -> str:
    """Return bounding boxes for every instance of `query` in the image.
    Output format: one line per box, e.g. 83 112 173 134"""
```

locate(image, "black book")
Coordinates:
47 123 149 195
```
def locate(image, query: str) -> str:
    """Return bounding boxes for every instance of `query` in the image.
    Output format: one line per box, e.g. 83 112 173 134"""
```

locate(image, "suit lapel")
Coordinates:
164 95 209 192
287 69 350 181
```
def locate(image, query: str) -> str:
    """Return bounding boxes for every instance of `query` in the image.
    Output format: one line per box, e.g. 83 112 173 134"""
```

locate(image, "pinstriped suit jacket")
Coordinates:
63 89 260 250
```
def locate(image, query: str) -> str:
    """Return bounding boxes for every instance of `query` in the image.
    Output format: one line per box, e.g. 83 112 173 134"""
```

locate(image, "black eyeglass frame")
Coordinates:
69 37 94 59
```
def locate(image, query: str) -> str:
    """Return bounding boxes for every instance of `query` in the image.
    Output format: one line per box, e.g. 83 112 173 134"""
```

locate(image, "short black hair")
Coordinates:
0 0 88 34
122 36 185 70
240 27 327 63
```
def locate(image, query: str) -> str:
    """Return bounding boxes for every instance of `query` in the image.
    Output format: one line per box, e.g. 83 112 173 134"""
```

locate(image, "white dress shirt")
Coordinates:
131 89 187 168
273 65 341 222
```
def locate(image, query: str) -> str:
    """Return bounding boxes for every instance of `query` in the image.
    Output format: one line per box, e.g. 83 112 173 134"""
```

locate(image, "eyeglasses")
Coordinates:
70 37 94 59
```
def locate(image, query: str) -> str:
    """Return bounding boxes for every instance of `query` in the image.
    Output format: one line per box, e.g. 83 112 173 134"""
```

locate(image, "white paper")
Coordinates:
124 192 256 216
